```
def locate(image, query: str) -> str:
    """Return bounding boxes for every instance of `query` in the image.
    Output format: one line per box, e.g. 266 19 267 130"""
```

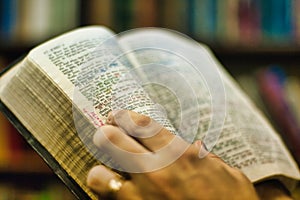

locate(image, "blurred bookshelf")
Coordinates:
2 0 300 52
0 0 300 199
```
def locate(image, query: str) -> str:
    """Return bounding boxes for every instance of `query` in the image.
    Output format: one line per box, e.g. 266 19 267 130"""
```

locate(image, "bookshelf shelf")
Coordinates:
213 46 300 55
214 48 300 67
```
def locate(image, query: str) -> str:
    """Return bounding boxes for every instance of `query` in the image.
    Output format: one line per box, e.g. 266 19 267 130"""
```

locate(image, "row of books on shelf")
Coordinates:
237 66 300 164
0 0 80 47
1 0 300 49
87 0 300 47
189 0 300 46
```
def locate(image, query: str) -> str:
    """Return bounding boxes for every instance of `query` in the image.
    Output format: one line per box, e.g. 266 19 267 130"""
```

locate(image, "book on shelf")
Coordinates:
238 0 261 46
0 0 80 47
285 76 300 124
0 112 10 167
131 0 158 28
237 67 300 165
260 0 293 43
84 0 113 28
0 26 300 199
161 0 189 32
256 67 300 166
0 0 18 42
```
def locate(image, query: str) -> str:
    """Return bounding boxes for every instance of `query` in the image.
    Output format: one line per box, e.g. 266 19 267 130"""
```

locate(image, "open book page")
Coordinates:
19 27 179 181
0 26 167 199
118 29 300 189
28 26 175 132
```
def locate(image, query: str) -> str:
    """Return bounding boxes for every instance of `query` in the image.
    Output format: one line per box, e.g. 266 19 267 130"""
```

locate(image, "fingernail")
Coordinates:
106 112 113 124
86 166 101 187
93 128 104 147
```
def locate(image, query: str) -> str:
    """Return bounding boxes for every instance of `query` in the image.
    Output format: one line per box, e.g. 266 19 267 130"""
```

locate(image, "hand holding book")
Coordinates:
87 110 260 200
87 110 294 199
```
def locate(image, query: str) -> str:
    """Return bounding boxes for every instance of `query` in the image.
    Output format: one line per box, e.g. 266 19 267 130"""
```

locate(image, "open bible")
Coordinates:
0 26 299 199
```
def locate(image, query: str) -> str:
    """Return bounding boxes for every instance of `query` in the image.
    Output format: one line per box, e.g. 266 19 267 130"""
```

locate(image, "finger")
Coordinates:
87 165 141 200
96 124 194 172
107 110 176 151
93 125 153 170
94 125 149 153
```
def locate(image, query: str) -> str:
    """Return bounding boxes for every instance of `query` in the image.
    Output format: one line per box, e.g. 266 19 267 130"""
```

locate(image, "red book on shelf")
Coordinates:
238 0 261 46
257 67 300 166
8 121 26 165
0 112 10 167
294 0 300 44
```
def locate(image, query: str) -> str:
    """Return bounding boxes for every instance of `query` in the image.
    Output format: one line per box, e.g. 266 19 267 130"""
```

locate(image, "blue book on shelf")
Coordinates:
260 0 293 43
0 0 17 42
192 0 217 42
187 0 195 34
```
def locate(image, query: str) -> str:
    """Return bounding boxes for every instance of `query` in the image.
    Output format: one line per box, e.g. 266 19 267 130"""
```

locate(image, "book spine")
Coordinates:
257 67 300 166
113 0 134 32
59 0 80 32
8 122 25 166
131 0 158 28
260 0 293 44
192 0 217 43
214 0 240 45
238 0 261 46
0 113 10 168
284 76 300 125
187 0 195 35
224 0 240 45
18 0 52 44
215 0 227 43
192 0 207 39
15 0 80 45
294 0 300 44
0 0 18 43
160 0 189 32
85 0 114 28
